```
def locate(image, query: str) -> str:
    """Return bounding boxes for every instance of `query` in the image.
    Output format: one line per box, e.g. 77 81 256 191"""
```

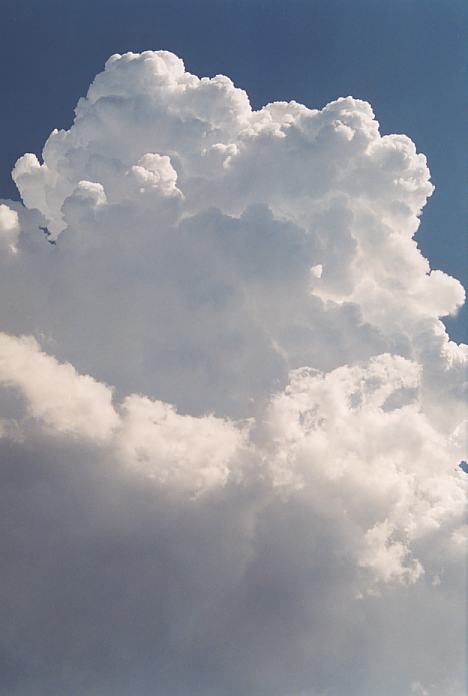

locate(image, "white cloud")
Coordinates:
0 50 466 695
116 393 246 494
0 204 20 252
0 333 118 441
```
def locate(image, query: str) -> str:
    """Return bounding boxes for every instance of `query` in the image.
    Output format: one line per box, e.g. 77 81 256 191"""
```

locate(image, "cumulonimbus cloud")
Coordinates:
0 51 466 696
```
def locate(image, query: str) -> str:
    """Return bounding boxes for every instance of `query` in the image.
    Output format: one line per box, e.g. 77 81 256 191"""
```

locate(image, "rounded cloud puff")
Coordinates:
0 51 466 696
0 203 20 252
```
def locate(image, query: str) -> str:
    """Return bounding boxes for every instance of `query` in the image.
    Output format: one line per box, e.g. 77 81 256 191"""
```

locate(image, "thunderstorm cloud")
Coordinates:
0 51 466 695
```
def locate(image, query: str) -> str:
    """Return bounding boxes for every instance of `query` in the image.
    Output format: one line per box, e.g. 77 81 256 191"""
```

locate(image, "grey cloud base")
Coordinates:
0 51 466 695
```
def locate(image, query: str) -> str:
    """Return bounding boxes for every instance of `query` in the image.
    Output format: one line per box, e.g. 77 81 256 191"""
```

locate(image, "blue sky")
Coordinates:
1 0 466 339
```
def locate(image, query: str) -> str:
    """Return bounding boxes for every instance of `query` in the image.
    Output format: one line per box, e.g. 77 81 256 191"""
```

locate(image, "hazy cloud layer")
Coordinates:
0 51 466 695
